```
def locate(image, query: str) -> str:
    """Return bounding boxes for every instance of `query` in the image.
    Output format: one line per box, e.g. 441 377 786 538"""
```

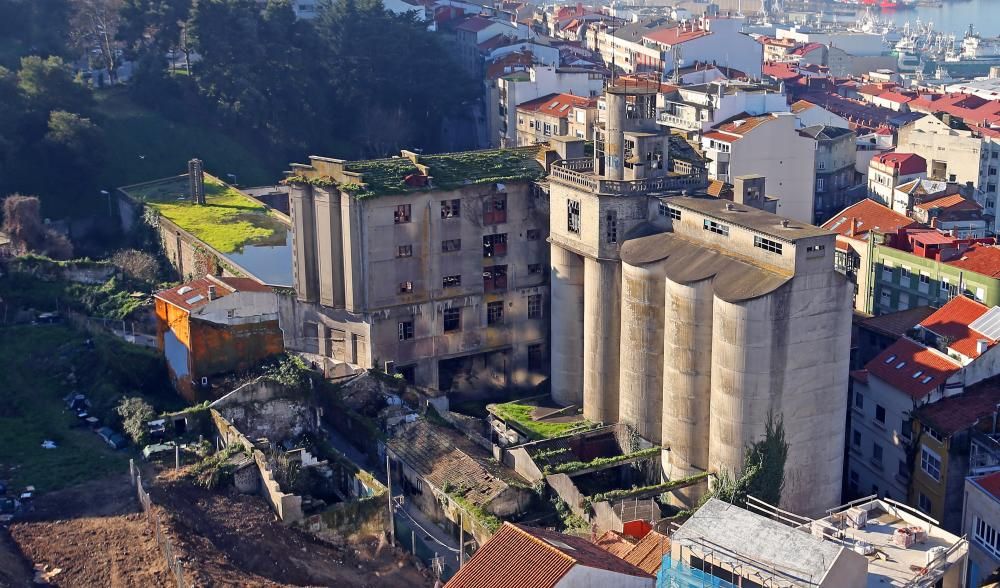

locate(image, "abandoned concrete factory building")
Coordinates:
284 147 549 391
547 81 853 516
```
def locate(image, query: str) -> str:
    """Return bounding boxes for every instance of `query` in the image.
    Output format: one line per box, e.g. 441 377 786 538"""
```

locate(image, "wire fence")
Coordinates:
129 459 186 588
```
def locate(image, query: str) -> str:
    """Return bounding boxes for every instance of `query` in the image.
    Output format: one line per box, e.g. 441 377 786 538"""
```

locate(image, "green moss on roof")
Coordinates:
123 175 286 254
344 147 545 198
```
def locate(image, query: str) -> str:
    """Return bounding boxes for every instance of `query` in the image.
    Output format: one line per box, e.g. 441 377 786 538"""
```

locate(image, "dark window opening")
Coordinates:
487 301 504 325
394 204 411 224
483 233 508 257
443 307 461 332
483 265 508 292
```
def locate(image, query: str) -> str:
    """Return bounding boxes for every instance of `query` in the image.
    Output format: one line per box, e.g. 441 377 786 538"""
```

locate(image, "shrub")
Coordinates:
116 396 155 446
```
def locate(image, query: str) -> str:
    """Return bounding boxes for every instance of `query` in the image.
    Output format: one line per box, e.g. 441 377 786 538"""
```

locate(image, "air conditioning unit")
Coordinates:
926 545 948 565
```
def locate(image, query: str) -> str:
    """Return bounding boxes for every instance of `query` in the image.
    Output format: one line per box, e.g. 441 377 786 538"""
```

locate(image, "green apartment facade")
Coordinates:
872 245 1000 314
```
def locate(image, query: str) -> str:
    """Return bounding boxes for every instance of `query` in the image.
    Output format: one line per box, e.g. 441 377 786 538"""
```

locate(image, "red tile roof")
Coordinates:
857 306 936 339
858 83 897 97
877 91 914 105
947 244 1000 278
446 523 652 588
702 130 741 143
871 152 926 176
822 199 919 240
763 62 804 81
916 377 1000 435
790 42 824 56
910 92 1000 126
865 338 961 399
154 276 269 312
974 471 1000 501
594 530 636 559
457 16 497 32
912 193 980 213
621 531 670 574
517 92 594 118
907 228 956 246
791 99 816 113
711 114 776 138
642 26 710 46
919 296 993 359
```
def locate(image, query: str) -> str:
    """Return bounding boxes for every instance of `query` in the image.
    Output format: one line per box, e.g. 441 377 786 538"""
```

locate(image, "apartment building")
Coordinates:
283 147 549 393
701 111 818 223
868 152 927 206
656 80 788 135
848 296 1000 531
897 113 1000 215
515 92 596 146
800 124 858 224
964 472 1000 585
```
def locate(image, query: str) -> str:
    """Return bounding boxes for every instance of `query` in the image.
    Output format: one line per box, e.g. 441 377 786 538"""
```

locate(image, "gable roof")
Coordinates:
947 244 1000 278
871 152 926 175
445 523 653 588
865 338 961 399
154 275 270 312
457 15 498 32
704 113 777 143
791 99 816 113
517 92 594 118
919 295 994 359
620 531 670 574
912 193 981 213
916 376 1000 435
909 92 1000 126
857 306 937 339
642 26 710 46
822 199 918 240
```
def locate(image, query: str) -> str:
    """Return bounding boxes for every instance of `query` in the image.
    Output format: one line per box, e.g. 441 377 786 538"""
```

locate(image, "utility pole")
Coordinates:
459 511 465 567
386 452 395 547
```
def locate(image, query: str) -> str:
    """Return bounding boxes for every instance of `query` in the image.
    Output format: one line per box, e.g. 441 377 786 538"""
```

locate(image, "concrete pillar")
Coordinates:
340 193 364 312
618 260 666 444
313 187 345 308
583 258 621 424
604 92 626 181
289 183 318 302
550 243 585 407
662 278 713 507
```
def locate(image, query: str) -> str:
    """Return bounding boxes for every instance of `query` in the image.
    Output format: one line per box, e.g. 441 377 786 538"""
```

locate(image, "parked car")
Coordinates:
96 427 128 450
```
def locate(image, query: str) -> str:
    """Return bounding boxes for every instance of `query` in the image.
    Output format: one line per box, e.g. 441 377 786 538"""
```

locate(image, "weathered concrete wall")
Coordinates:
547 473 589 519
583 258 621 424
505 446 545 484
211 377 317 441
550 243 585 406
618 260 666 445
189 317 284 381
211 409 304 523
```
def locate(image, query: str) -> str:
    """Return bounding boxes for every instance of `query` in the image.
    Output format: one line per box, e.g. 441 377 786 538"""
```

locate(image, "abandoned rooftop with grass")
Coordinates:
285 147 546 198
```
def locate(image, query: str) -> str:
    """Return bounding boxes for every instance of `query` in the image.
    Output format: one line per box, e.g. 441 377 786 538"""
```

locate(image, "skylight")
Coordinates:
922 376 933 384
185 295 205 305
548 101 560 109
912 370 923 379
884 355 897 364
544 538 576 551
896 361 907 369
177 286 194 295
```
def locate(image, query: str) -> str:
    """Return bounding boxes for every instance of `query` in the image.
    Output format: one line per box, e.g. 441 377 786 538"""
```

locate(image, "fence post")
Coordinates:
129 459 135 486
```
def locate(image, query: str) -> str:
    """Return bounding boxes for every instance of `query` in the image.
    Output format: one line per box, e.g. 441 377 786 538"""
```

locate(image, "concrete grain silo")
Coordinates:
583 258 621 424
550 242 585 407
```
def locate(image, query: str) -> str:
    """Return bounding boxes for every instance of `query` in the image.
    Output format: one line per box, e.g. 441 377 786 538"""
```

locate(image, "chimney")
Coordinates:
978 339 990 355
188 158 206 205
208 285 217 301
781 219 790 228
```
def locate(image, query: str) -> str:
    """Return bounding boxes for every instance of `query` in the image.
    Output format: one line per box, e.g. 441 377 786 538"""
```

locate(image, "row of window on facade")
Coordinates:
396 230 542 260
397 264 543 294
396 294 544 340
848 468 936 515
392 196 510 225
879 261 985 302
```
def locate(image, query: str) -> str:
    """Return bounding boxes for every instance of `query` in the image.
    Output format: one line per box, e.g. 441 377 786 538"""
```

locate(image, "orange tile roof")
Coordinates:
621 531 670 574
822 199 918 240
947 244 1000 278
154 275 270 312
916 376 1000 435
877 91 913 104
865 338 960 399
594 530 637 559
919 296 993 359
446 523 652 588
715 114 775 135
642 26 710 46
973 471 1000 500
791 99 816 114
517 92 595 119
910 92 1000 126
912 193 980 212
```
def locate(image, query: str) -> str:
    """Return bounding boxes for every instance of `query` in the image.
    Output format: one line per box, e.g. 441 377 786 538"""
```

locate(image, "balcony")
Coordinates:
549 159 707 195
657 112 702 131
970 431 1000 475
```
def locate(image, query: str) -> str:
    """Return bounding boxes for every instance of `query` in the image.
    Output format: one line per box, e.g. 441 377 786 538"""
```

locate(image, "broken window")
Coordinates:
398 321 414 341
526 228 540 241
528 294 542 319
487 301 504 325
567 200 581 234
399 281 413 294
397 244 412 258
483 265 508 292
442 239 461 252
606 210 618 244
443 307 461 332
441 199 461 219
528 263 543 275
483 233 508 257
528 344 544 371
483 195 507 225
394 204 411 224
443 274 461 288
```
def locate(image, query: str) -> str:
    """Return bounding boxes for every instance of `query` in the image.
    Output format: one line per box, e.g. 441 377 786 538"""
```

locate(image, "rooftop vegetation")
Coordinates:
343 148 545 198
544 446 660 476
124 175 286 254
490 400 596 440
589 472 710 503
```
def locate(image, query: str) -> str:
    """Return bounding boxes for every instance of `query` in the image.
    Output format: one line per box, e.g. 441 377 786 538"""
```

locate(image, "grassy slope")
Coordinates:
0 325 182 491
490 402 592 440
95 88 280 189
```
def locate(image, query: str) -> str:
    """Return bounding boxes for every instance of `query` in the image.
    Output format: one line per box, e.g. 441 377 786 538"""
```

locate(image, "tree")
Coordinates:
709 413 788 508
44 110 105 169
0 0 72 67
116 396 155 445
111 248 159 283
1 194 75 259
69 0 125 83
16 55 93 116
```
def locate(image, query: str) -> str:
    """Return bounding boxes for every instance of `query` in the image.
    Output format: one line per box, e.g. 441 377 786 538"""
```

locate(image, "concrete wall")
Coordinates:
619 260 667 445
211 409 304 523
898 115 984 188
556 564 654 588
846 375 914 502
211 377 317 441
963 477 1000 586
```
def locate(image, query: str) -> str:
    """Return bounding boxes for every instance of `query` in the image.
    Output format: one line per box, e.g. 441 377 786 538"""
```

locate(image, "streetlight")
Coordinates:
100 190 112 217
226 173 237 187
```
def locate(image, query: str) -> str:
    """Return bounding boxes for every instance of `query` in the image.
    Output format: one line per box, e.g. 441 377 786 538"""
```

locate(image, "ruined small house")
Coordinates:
387 419 533 545
154 275 283 401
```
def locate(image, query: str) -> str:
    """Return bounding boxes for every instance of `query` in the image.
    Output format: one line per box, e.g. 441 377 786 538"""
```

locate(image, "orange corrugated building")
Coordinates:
154 275 284 402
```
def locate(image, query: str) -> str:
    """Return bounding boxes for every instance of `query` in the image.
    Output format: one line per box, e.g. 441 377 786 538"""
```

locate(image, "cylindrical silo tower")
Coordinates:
550 243 586 407
661 277 714 506
708 291 779 484
618 259 667 444
583 258 621 424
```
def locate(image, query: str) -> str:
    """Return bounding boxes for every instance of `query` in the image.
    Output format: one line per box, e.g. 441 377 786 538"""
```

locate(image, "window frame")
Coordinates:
486 300 504 325
443 307 461 333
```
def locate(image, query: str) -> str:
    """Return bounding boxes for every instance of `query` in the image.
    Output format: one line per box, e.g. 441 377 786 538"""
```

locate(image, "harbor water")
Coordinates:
882 0 1000 38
